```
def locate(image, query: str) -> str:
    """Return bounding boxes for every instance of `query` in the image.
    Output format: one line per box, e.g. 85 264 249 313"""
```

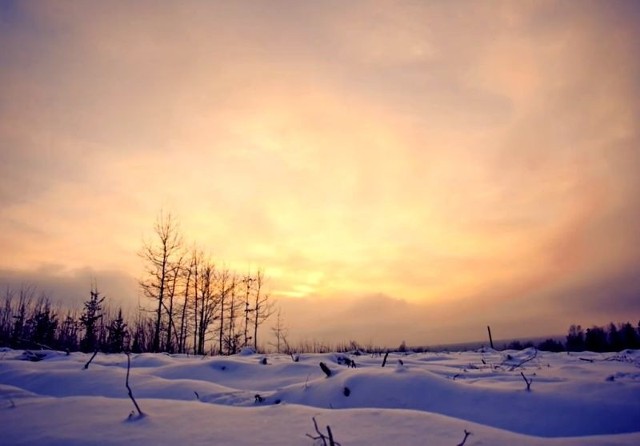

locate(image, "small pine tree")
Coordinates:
80 286 105 353
31 304 58 347
107 308 128 353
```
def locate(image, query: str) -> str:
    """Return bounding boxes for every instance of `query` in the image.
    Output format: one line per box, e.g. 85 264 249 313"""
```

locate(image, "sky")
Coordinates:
1 0 639 347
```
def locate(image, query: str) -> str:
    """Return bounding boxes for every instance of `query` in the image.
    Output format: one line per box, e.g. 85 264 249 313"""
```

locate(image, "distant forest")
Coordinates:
503 321 640 353
0 282 272 355
0 283 638 354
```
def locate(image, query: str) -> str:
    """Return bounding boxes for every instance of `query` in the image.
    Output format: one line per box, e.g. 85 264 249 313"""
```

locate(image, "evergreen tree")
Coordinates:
607 323 623 352
31 301 58 348
80 286 105 353
107 308 128 353
537 338 564 352
620 322 639 349
58 312 80 352
584 326 608 352
566 325 585 351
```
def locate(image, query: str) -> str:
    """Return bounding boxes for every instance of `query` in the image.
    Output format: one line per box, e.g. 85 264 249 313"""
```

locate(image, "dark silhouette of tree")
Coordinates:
566 325 585 351
11 286 37 347
107 308 129 353
139 211 183 352
223 275 242 355
271 306 288 353
607 323 623 352
195 259 220 355
217 268 232 355
176 250 196 354
619 322 639 349
242 273 254 349
30 296 58 348
0 288 14 346
58 310 80 351
584 326 608 352
252 270 274 351
80 285 105 353
537 338 564 352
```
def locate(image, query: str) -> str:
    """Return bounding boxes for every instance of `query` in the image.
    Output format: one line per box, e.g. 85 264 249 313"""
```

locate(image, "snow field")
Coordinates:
1 348 639 445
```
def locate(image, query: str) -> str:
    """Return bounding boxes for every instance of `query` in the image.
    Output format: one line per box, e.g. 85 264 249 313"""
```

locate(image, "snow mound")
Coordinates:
1 349 639 445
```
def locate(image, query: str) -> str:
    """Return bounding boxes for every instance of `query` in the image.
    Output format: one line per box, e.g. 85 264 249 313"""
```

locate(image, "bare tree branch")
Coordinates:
126 352 144 418
457 429 472 446
306 417 341 446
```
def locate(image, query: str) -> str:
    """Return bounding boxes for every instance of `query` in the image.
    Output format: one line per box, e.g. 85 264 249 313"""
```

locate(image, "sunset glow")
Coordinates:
1 1 639 345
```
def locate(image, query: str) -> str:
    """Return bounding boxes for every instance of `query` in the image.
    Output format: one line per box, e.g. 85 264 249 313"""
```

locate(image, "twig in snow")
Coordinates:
579 357 594 363
194 391 200 400
319 362 332 378
381 351 389 367
306 416 341 446
125 352 144 418
7 397 16 409
457 429 472 446
520 372 532 391
19 338 54 351
83 349 99 370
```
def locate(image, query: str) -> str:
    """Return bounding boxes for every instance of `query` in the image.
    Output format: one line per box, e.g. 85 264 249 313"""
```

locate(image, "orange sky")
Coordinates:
1 1 639 345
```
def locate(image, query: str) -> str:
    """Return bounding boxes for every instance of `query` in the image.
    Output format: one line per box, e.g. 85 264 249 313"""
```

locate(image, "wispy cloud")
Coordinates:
1 1 638 343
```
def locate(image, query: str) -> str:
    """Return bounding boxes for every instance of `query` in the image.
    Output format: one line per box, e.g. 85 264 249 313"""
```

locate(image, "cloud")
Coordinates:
0 266 140 311
0 1 638 344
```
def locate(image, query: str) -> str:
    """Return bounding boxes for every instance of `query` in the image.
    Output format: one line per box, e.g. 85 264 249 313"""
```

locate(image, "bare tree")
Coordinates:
177 250 196 353
188 248 203 355
252 270 274 351
195 258 220 355
0 288 14 345
217 267 233 355
139 211 183 352
242 273 254 349
270 306 288 353
11 286 35 347
223 275 243 355
162 253 184 353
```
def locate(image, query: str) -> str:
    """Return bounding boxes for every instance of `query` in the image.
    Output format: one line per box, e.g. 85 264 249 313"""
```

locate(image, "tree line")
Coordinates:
0 212 274 355
138 212 274 355
506 321 640 353
0 284 126 353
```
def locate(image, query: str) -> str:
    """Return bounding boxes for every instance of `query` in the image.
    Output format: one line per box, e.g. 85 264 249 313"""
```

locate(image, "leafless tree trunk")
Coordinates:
177 256 194 354
252 270 274 351
242 274 253 348
164 259 182 353
217 268 233 355
139 211 183 352
192 258 221 355
271 306 288 353
224 276 242 355
190 249 201 355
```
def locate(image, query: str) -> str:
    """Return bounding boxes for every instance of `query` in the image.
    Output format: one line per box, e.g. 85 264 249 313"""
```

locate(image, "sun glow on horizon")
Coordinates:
1 1 639 343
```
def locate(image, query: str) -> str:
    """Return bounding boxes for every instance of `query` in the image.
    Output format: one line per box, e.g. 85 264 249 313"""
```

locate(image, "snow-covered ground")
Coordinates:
1 347 639 445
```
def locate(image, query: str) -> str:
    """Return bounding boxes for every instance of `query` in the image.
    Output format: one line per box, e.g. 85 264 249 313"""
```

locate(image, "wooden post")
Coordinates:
487 325 494 350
